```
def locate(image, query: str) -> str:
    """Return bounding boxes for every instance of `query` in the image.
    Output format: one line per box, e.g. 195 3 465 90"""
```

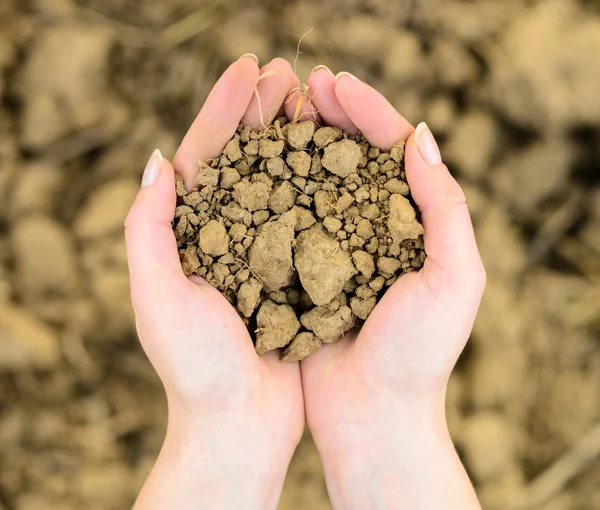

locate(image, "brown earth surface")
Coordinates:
0 0 600 509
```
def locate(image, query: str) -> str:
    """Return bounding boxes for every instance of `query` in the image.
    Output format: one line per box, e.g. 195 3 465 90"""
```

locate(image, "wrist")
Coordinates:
325 425 463 510
168 421 294 509
313 393 456 509
136 398 299 510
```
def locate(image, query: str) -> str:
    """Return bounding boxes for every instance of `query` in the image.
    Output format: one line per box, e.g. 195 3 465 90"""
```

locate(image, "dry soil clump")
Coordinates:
173 119 425 360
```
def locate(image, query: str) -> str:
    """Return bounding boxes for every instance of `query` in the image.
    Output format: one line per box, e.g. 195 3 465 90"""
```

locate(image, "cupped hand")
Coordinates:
125 55 305 510
299 68 486 509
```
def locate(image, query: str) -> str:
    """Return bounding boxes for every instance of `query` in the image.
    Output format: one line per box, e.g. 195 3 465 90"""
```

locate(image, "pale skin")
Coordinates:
126 55 485 509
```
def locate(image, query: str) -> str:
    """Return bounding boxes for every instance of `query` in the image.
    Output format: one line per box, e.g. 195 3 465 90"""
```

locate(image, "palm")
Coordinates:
127 56 309 445
151 280 303 423
296 67 485 453
300 271 462 438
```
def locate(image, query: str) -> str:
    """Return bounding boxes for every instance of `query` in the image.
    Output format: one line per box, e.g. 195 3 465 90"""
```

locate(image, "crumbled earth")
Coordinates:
174 120 425 360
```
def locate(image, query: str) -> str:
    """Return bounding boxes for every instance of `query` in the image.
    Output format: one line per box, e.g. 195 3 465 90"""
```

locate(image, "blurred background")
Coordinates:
0 0 599 508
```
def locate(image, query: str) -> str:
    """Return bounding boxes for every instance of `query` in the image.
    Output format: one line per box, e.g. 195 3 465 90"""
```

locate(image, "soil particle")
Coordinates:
285 120 315 150
294 226 357 306
360 203 381 220
248 219 295 292
377 256 402 276
300 296 355 343
323 216 343 234
321 139 363 178
198 220 229 256
356 219 375 239
287 151 312 177
196 164 220 187
280 332 322 362
314 190 335 218
175 174 187 196
390 141 406 163
268 181 296 214
266 156 286 177
255 300 300 355
223 135 243 162
352 250 376 279
388 194 425 242
222 203 249 223
221 166 242 189
384 178 410 196
336 193 355 213
350 296 378 320
252 210 270 226
233 178 272 212
237 278 263 318
259 139 285 158
293 206 317 231
181 245 200 275
313 126 343 148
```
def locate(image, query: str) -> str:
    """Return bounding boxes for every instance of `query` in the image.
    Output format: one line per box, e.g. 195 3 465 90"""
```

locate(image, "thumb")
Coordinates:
405 123 486 297
125 150 187 313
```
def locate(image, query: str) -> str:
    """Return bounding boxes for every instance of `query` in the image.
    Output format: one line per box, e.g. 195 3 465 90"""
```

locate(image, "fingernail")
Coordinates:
312 64 333 76
415 122 442 165
142 149 163 188
335 71 358 82
238 53 259 65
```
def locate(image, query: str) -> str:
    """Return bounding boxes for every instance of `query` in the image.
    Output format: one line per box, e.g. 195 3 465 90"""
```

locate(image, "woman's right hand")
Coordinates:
297 67 485 510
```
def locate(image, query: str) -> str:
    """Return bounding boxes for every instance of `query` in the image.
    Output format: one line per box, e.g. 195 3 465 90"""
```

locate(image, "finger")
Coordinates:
405 122 486 295
125 150 187 311
173 55 260 189
334 73 414 149
241 58 299 129
305 66 356 132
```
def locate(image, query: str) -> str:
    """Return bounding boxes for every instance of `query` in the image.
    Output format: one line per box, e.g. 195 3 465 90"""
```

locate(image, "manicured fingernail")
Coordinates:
312 65 333 76
141 149 163 188
238 53 259 65
335 71 358 82
415 122 442 165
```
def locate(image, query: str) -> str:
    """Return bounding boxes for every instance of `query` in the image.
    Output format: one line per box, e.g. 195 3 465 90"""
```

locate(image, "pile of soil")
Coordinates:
173 119 425 360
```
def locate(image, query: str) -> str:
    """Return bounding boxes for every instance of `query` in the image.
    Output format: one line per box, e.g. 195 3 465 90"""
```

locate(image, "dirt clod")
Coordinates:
388 194 425 243
352 250 376 279
285 120 315 150
255 300 300 355
280 332 322 362
248 219 295 292
198 220 229 257
237 278 263 318
300 294 356 343
321 139 363 178
295 226 357 306
287 151 312 177
174 121 425 360
196 164 220 187
233 177 272 212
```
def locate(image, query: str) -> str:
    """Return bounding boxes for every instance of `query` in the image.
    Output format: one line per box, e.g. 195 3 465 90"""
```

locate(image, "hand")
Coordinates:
125 55 305 510
300 68 486 509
